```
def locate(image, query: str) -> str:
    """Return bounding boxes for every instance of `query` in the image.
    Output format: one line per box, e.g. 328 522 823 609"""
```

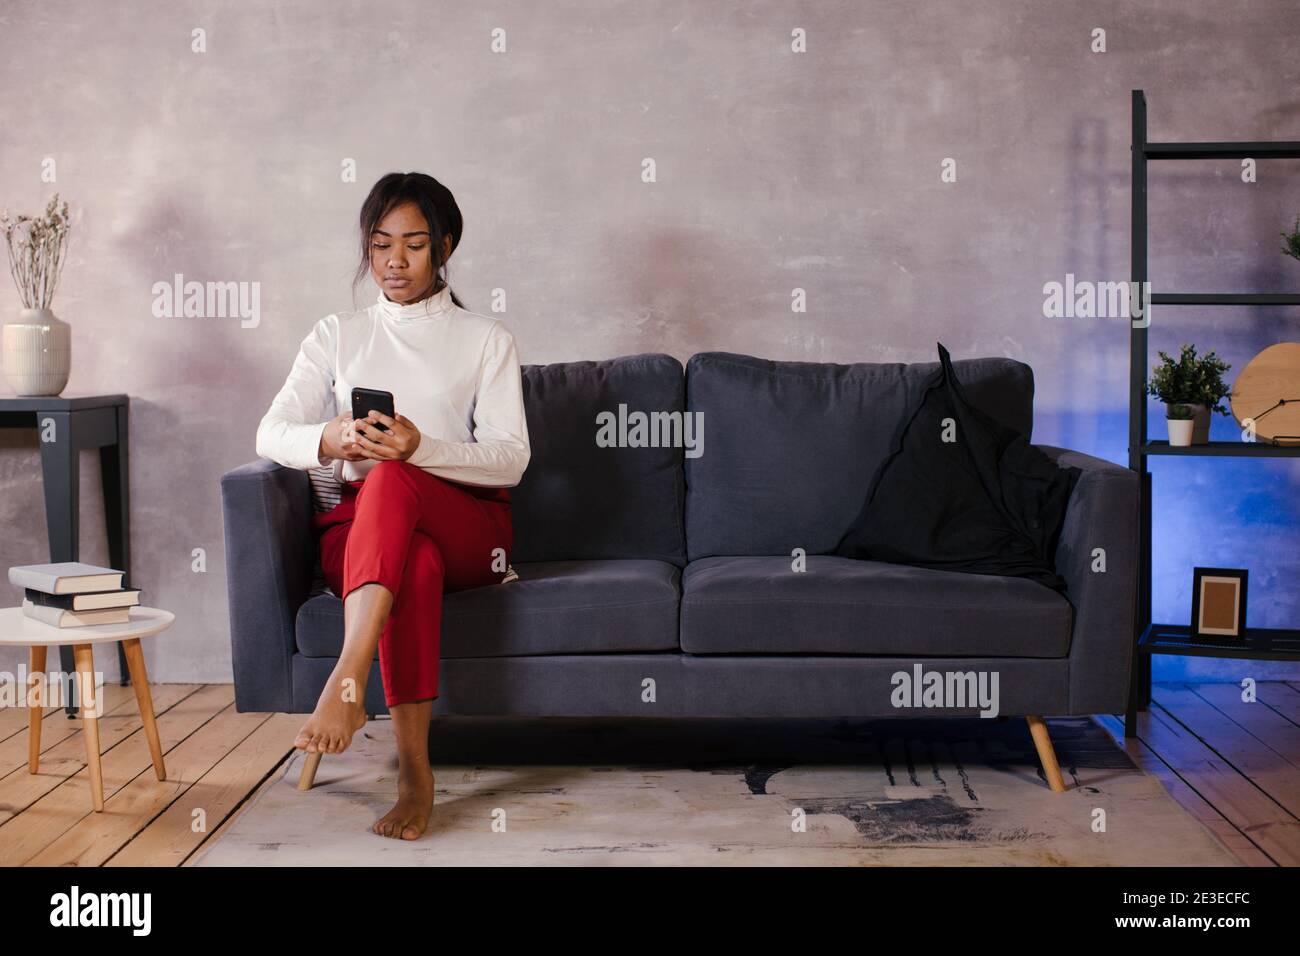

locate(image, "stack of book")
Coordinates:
9 562 141 627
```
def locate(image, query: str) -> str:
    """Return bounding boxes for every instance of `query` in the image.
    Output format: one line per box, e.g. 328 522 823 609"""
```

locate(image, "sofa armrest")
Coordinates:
220 459 314 712
1036 445 1139 715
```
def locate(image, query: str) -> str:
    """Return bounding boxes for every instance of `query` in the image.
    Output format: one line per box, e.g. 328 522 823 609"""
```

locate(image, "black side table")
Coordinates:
0 394 131 717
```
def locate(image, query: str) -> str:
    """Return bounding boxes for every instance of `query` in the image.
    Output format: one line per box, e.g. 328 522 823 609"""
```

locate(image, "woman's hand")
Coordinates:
318 411 367 461
354 410 421 461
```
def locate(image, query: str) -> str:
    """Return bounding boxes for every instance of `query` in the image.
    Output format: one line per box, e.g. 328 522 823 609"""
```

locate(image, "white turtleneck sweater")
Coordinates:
255 284 531 490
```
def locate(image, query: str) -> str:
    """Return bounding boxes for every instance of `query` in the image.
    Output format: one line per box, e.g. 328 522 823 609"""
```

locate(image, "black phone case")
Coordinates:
351 388 395 434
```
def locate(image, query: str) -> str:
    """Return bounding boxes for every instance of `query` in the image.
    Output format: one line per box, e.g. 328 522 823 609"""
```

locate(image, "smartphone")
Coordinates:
351 387 395 435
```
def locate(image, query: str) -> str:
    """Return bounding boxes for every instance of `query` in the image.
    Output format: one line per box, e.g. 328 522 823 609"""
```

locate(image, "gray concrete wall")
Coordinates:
1 1 1297 684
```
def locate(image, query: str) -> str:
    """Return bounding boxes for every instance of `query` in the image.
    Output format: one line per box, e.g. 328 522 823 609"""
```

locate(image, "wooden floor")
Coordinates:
0 680 1296 866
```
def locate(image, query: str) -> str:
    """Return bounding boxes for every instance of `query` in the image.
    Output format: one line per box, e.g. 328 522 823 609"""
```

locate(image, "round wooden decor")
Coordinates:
1230 342 1300 445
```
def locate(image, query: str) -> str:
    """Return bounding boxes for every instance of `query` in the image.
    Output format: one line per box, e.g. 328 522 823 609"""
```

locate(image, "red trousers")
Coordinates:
312 459 513 707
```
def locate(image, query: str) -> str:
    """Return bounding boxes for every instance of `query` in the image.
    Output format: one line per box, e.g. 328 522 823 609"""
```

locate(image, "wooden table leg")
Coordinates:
28 645 46 773
72 644 104 812
120 638 166 780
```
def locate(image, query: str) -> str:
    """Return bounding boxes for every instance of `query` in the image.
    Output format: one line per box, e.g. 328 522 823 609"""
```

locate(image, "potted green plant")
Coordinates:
1147 343 1232 445
1165 403 1195 447
1282 215 1300 262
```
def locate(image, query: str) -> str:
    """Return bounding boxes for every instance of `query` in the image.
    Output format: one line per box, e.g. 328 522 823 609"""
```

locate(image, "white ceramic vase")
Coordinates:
1167 418 1195 447
2 308 71 396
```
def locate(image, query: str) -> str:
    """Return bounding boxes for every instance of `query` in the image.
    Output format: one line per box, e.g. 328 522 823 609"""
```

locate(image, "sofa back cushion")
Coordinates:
511 353 687 566
683 351 1034 560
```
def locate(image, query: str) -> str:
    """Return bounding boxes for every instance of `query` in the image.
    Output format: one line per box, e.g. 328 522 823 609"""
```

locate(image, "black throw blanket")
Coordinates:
835 343 1081 593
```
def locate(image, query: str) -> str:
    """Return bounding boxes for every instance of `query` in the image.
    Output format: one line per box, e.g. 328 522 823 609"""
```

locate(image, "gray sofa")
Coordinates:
220 351 1137 790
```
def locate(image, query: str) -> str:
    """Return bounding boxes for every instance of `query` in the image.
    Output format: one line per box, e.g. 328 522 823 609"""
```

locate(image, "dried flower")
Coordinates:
1 193 73 308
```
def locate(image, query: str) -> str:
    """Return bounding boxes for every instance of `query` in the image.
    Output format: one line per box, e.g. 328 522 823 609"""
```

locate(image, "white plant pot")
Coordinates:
1167 418 1195 447
2 308 71 396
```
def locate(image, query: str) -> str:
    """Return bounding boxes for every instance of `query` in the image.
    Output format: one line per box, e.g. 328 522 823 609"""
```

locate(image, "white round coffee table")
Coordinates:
0 606 174 813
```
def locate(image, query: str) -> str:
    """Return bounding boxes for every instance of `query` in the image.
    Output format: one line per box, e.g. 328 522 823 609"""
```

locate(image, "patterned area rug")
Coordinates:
192 716 1239 866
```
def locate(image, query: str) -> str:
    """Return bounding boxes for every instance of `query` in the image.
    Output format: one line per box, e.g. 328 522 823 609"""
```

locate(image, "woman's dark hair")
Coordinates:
352 171 466 311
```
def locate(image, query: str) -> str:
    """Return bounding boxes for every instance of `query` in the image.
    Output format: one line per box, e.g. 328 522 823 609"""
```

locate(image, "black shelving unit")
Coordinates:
1125 90 1300 737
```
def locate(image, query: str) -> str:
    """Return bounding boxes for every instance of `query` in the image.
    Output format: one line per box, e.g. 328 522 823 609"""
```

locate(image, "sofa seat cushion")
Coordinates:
296 559 681 658
679 556 1071 657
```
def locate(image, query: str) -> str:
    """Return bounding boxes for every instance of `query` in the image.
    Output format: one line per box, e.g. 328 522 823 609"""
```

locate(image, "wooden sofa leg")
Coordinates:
295 712 374 791
297 750 323 791
1026 715 1068 792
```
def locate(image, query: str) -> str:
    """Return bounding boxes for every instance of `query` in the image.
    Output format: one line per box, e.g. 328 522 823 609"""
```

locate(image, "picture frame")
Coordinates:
1190 567 1249 642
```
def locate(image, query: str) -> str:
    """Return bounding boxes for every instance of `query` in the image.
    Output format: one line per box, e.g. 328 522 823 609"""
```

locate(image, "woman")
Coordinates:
255 172 530 840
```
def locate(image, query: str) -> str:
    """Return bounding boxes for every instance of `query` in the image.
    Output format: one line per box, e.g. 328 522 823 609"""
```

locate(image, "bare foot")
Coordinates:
294 671 368 754
373 768 435 840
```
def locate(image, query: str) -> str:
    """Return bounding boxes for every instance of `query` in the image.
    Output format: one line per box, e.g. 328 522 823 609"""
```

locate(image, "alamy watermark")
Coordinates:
49 885 151 935
151 273 260 328
890 663 1000 717
595 404 704 458
1042 274 1151 328
0 666 104 716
